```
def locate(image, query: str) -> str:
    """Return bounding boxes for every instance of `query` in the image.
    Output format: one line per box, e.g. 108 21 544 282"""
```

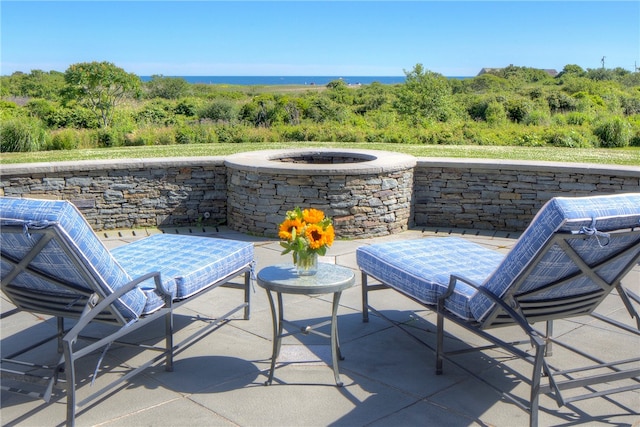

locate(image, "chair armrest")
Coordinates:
63 272 163 346
441 274 544 347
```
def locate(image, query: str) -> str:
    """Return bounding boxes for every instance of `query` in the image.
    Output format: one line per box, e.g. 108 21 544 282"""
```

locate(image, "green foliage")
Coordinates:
306 96 349 123
145 75 190 99
543 127 594 148
523 109 551 126
620 94 640 115
593 116 632 147
556 64 585 78
135 100 177 125
486 65 554 83
565 112 592 126
485 101 508 126
395 64 456 123
0 70 65 99
199 99 238 123
174 98 202 116
63 61 141 128
459 74 512 94
95 127 126 147
546 91 577 113
2 61 638 156
0 117 48 152
47 128 80 150
124 126 175 146
505 96 533 123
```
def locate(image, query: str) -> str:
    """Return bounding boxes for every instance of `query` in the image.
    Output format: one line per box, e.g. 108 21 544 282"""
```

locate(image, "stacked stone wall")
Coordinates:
414 159 640 231
1 155 638 234
0 158 228 230
226 168 414 238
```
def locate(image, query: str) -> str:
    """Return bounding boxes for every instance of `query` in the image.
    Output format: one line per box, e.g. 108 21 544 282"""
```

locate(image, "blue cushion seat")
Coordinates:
112 234 254 314
357 193 640 322
357 237 504 320
1 197 254 320
1 198 146 319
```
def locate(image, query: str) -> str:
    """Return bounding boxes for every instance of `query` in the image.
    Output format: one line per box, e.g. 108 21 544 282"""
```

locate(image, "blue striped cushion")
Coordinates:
111 234 254 314
356 237 504 320
471 193 640 321
357 193 640 322
0 197 146 320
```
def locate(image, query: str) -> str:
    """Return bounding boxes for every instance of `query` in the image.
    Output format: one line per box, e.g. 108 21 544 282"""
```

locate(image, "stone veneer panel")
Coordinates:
1 152 638 234
224 149 417 238
0 157 228 230
414 158 640 230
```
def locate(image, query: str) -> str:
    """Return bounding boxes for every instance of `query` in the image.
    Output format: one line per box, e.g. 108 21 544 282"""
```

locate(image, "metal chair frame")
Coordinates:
1 224 251 427
361 228 640 427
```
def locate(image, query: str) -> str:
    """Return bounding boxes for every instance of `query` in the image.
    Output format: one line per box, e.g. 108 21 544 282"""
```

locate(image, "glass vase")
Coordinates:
295 252 318 276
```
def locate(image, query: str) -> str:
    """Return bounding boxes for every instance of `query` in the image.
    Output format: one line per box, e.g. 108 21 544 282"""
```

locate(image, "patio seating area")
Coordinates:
2 224 639 426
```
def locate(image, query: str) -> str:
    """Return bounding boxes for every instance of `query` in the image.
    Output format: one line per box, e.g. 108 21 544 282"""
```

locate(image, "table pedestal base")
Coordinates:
264 289 345 387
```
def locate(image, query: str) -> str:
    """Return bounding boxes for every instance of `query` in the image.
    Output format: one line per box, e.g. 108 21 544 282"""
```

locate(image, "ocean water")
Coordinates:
140 75 407 85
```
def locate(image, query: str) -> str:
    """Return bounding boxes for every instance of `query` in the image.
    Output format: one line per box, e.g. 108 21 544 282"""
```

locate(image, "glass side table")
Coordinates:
257 263 355 387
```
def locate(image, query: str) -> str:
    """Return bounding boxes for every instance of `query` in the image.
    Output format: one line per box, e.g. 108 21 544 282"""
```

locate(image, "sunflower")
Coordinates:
305 224 327 250
324 224 335 247
278 217 303 241
302 208 325 224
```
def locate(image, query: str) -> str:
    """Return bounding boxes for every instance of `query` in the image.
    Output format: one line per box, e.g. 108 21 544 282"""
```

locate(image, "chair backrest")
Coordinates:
1 197 146 322
470 193 640 326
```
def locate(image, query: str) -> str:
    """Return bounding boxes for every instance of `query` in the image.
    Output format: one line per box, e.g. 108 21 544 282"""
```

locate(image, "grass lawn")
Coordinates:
1 142 639 166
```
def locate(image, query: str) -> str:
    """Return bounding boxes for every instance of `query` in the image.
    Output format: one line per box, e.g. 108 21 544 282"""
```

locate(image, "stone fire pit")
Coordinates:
224 148 416 239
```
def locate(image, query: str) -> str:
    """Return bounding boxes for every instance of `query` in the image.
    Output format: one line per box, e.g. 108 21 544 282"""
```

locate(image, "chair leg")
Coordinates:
62 340 76 427
165 311 174 372
57 317 64 354
529 338 546 427
244 271 251 320
361 272 369 323
436 305 445 375
545 320 553 357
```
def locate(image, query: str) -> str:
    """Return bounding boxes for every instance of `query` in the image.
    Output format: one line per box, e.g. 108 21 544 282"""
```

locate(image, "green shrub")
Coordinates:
62 105 100 129
0 117 48 152
620 95 640 115
565 112 592 126
505 97 532 123
192 123 219 143
174 98 201 116
278 125 307 141
215 125 244 142
135 100 176 125
592 117 632 148
485 101 507 126
95 127 127 147
26 99 62 128
199 100 238 123
523 109 551 126
175 125 196 144
544 128 593 148
47 128 80 150
125 126 175 146
628 115 640 147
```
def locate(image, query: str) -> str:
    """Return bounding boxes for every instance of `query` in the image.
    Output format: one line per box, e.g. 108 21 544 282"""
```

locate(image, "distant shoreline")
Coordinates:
140 75 472 85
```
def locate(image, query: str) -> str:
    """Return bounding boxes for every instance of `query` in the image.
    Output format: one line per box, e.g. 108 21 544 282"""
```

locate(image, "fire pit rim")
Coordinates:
224 148 417 175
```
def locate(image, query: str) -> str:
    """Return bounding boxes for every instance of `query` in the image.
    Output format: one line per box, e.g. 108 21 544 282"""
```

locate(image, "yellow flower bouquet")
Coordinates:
279 207 335 275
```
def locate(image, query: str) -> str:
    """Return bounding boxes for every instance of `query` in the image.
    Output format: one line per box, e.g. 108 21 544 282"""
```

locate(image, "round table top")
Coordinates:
257 263 355 295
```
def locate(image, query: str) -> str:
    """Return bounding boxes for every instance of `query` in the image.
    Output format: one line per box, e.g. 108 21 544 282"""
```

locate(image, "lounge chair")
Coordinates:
356 193 640 426
0 197 254 426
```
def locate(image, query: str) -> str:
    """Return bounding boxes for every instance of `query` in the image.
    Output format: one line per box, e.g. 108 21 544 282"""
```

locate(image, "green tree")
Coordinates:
395 63 456 124
145 75 190 99
63 61 140 128
556 64 586 79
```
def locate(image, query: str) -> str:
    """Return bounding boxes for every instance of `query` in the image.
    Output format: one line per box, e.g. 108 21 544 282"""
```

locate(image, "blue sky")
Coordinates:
1 1 638 77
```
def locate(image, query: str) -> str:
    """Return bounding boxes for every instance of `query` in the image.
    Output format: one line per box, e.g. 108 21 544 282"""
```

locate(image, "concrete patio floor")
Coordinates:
1 226 639 427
